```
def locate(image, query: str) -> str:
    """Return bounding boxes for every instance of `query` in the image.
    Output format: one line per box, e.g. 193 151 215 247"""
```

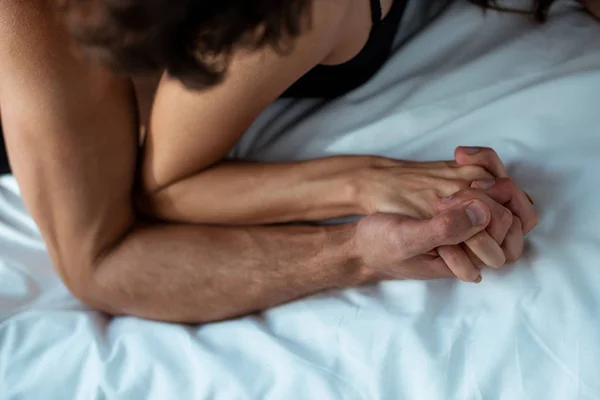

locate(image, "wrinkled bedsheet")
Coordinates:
2 1 600 398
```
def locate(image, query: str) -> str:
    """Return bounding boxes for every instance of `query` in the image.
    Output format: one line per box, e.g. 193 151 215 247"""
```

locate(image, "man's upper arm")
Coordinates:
0 0 138 288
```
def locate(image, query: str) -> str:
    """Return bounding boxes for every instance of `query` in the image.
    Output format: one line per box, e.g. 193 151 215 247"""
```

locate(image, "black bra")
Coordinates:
280 0 407 98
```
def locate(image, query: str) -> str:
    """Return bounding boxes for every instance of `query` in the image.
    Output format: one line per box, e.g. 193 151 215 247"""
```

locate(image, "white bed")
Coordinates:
2 0 600 398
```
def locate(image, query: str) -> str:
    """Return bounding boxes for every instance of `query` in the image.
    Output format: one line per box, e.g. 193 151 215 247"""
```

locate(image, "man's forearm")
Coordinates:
87 222 360 323
0 0 362 323
141 156 375 225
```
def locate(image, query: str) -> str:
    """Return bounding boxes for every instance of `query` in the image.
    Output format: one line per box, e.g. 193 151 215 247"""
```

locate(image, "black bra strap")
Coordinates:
370 0 382 24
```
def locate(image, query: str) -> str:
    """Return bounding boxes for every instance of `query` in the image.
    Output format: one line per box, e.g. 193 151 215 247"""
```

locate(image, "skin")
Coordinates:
0 0 537 323
137 0 535 278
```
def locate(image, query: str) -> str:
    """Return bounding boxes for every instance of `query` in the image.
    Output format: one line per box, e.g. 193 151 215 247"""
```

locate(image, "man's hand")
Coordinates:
350 148 536 283
353 200 491 282
382 146 538 283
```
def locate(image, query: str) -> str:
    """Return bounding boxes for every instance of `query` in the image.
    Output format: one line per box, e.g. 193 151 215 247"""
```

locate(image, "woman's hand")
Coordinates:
354 157 495 219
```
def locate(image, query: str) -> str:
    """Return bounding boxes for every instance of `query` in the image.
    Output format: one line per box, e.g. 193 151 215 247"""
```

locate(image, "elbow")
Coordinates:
72 291 125 318
56 249 128 317
65 268 126 317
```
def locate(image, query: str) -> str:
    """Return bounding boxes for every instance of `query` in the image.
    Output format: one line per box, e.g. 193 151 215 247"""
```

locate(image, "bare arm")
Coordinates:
0 0 360 322
140 156 375 225
137 1 382 225
0 1 503 323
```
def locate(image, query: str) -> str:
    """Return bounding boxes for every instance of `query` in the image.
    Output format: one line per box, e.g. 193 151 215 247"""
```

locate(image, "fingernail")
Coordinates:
474 179 495 190
463 147 481 155
441 195 454 203
466 203 487 226
473 275 483 284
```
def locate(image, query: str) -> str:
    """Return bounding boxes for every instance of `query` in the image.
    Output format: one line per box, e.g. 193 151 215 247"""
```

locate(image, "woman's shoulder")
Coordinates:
154 0 356 107
312 0 353 25
229 0 352 68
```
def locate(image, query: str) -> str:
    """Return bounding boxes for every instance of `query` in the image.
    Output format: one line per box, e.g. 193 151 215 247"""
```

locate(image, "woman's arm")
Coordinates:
137 0 533 227
138 0 368 225
138 8 492 225
140 156 378 224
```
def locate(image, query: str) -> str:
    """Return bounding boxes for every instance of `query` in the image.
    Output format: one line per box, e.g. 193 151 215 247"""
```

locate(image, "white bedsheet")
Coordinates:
2 1 600 399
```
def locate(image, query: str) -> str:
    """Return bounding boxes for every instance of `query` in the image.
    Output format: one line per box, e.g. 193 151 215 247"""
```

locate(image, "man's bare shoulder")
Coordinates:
0 0 117 118
0 0 60 94
0 0 44 17
0 0 24 11
0 0 50 40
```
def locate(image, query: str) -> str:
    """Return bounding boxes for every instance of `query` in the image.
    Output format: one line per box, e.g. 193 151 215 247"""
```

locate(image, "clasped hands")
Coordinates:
352 146 538 283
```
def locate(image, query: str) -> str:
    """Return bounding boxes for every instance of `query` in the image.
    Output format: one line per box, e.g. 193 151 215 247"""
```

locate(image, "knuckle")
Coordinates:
504 243 523 263
498 176 516 189
500 207 514 226
442 179 469 195
504 220 524 262
424 188 440 200
441 247 463 265
439 249 473 281
505 247 522 262
461 187 485 200
467 232 486 248
459 165 493 180
436 214 459 242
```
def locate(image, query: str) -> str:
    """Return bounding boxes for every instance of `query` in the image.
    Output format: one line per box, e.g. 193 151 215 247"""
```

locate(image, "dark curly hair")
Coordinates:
60 0 558 89
60 0 312 88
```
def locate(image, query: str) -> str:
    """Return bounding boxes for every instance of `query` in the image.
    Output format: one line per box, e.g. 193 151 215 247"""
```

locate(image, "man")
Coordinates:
0 0 537 323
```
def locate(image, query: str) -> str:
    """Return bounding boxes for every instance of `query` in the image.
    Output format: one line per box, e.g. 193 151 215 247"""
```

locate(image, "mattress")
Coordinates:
2 0 600 398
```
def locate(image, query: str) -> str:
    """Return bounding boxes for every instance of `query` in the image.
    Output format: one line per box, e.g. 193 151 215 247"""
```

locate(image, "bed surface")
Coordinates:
2 1 600 398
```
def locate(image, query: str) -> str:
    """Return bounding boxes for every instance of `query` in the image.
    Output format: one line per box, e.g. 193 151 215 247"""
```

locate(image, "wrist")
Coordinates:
338 157 383 216
321 222 366 288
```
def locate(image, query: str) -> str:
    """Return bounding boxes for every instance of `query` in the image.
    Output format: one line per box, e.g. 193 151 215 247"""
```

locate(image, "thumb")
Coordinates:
398 200 491 259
